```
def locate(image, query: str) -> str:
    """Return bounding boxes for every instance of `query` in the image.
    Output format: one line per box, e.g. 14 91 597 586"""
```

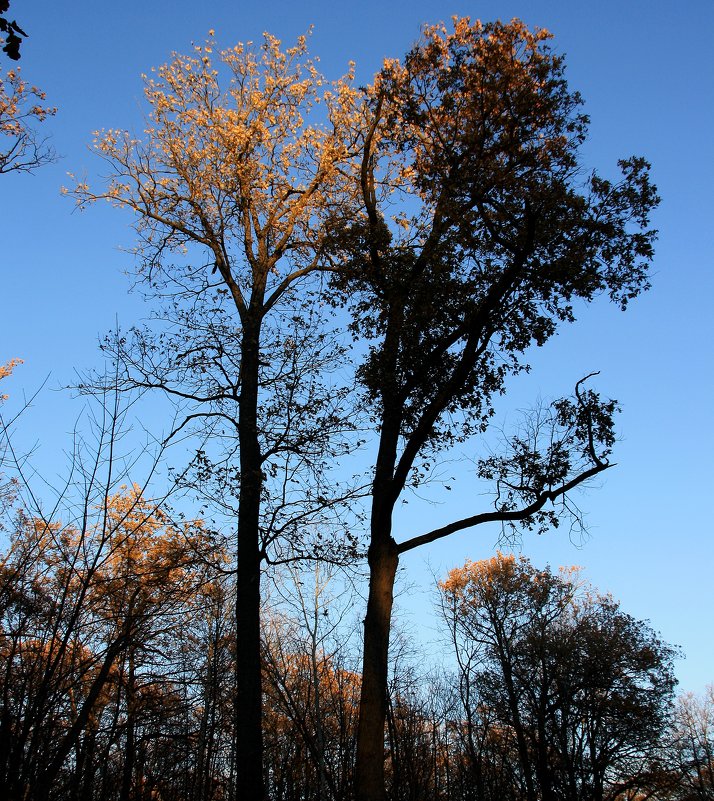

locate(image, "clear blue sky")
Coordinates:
2 1 713 691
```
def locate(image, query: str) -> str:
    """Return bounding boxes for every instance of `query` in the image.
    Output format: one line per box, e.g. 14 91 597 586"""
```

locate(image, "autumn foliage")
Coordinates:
0 69 54 173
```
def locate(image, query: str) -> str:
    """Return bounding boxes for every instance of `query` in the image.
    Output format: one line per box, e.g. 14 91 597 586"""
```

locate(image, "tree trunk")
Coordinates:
119 653 136 801
354 536 399 801
234 317 266 801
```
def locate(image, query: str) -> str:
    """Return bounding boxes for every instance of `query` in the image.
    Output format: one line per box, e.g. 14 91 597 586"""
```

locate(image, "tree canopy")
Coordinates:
440 554 678 801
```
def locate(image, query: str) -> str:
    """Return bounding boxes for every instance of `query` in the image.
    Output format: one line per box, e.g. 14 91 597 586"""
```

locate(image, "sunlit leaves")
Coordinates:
0 68 55 173
72 32 360 295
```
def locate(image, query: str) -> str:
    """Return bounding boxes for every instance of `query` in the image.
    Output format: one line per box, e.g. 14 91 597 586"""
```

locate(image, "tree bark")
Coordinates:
354 536 399 801
234 316 266 801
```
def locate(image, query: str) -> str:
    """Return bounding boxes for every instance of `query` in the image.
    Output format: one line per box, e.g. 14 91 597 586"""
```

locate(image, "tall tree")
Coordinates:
71 33 359 799
327 19 659 801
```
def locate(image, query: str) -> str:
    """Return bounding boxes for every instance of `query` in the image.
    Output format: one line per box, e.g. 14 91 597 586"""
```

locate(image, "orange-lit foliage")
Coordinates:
0 358 22 513
0 485 220 799
369 19 573 210
0 357 22 381
263 646 361 799
0 356 21 400
265 649 361 721
438 552 574 621
71 32 360 280
0 69 54 173
94 486 212 621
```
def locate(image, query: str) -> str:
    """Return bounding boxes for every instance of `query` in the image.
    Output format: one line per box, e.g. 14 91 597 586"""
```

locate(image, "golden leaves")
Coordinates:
72 30 361 284
0 68 55 173
439 552 533 603
84 485 217 625
0 357 22 381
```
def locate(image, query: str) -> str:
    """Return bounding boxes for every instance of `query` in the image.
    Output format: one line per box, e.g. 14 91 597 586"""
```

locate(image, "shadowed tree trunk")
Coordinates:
355 537 399 801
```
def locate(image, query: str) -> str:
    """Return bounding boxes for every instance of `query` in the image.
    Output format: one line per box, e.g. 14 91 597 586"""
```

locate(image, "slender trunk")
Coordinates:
195 618 220 801
76 729 97 801
234 316 266 801
354 535 399 801
498 652 538 801
308 607 330 801
99 677 124 801
119 652 136 801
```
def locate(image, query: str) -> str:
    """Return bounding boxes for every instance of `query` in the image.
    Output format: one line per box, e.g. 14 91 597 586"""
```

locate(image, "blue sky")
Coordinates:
2 1 713 691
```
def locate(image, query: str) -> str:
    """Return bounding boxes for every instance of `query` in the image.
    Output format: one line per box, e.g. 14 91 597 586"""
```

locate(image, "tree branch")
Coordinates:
396 461 613 554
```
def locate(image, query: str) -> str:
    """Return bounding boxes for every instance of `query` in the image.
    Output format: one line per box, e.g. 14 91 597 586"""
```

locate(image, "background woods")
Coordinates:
2 2 713 801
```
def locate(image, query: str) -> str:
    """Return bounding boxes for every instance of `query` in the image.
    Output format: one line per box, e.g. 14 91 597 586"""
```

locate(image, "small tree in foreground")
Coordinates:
439 555 678 801
328 18 660 801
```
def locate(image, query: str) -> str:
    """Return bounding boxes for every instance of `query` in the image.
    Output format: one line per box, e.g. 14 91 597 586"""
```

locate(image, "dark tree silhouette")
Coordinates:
327 19 660 801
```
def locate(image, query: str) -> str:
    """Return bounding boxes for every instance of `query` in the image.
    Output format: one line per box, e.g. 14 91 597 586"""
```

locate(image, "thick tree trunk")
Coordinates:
354 536 399 801
234 318 266 801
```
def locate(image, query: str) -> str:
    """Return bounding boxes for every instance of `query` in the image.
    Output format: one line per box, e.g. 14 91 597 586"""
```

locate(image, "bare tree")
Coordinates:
263 560 362 801
670 687 714 800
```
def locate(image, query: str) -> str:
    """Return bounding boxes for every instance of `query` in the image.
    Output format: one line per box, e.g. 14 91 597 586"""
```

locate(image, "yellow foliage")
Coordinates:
95 485 213 613
439 551 577 616
0 358 22 380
